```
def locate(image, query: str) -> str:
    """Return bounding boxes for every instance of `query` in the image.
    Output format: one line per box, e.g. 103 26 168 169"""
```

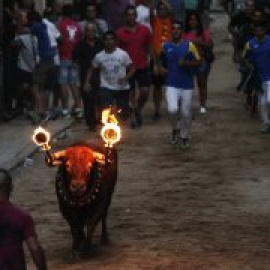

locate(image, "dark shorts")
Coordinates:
32 59 55 88
100 88 131 119
245 72 262 94
100 88 130 109
152 74 165 88
196 61 211 74
150 61 165 87
17 69 32 87
45 65 59 92
130 67 151 89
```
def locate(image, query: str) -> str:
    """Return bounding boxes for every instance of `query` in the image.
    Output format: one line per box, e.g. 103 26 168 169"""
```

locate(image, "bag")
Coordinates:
203 47 215 63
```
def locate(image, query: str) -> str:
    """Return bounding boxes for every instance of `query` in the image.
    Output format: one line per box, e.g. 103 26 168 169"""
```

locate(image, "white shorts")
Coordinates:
262 81 270 103
165 86 193 113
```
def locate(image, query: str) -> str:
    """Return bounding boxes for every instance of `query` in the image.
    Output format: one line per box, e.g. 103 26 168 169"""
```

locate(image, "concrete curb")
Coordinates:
8 120 75 172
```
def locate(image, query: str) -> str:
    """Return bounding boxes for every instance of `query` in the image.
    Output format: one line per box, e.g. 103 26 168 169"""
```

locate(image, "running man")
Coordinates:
116 5 152 129
84 31 135 122
160 21 201 148
243 20 270 133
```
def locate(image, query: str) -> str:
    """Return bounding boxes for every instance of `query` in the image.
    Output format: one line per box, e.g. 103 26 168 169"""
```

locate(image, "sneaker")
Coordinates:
199 107 207 114
41 112 49 123
61 109 71 119
47 110 59 121
180 138 190 149
74 110 84 119
261 123 270 134
27 110 41 125
170 129 180 145
72 108 84 118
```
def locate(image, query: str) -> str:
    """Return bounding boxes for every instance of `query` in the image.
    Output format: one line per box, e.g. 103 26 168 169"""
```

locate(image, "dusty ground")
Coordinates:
11 12 270 270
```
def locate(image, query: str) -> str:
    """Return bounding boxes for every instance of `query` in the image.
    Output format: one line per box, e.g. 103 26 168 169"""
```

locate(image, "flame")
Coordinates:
101 108 121 148
32 126 51 150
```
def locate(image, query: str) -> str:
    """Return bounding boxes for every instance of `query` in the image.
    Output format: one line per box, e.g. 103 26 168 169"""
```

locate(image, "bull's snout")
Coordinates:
70 183 86 194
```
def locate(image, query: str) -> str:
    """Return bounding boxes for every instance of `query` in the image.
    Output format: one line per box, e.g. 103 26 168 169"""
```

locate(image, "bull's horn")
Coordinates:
93 152 105 164
53 150 67 159
50 150 67 166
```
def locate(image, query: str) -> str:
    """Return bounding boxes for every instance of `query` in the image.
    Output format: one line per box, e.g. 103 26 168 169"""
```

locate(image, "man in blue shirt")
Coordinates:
160 21 201 148
243 20 270 133
29 11 56 123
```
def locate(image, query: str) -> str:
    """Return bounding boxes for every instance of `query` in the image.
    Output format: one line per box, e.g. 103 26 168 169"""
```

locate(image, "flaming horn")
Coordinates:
32 126 54 165
100 108 121 165
32 108 121 166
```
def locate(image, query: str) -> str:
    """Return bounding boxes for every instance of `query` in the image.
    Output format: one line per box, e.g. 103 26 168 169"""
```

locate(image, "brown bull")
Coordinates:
49 142 117 258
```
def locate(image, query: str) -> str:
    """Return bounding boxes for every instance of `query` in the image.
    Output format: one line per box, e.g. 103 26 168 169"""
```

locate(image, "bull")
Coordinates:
46 141 117 259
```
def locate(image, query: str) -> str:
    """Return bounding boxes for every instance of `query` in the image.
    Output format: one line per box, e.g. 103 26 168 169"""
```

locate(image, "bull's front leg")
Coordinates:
84 199 111 253
101 182 117 245
101 213 110 245
101 196 115 245
69 222 86 260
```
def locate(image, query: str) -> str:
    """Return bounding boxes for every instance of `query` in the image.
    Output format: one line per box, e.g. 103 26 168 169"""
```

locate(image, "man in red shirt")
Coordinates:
58 4 82 117
0 169 47 270
116 5 152 128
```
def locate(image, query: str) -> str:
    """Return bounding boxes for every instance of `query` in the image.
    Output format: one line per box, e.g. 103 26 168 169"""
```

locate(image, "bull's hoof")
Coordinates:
101 235 111 246
81 241 97 258
69 250 81 263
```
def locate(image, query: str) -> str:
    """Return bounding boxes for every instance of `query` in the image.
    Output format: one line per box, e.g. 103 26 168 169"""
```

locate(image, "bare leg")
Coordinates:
134 86 150 127
70 84 82 109
31 84 42 113
197 72 208 109
130 88 137 127
40 89 49 113
60 84 69 111
153 85 162 119
137 87 149 111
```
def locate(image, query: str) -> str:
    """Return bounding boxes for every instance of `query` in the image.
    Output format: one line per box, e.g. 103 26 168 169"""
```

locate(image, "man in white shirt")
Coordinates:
84 31 135 121
43 17 61 66
14 28 38 115
136 0 153 31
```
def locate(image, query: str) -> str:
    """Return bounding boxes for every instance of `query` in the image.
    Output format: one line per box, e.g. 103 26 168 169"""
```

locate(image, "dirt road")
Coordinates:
12 12 270 270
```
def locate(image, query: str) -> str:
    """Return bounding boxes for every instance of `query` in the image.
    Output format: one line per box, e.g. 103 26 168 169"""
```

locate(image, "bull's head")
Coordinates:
52 146 105 196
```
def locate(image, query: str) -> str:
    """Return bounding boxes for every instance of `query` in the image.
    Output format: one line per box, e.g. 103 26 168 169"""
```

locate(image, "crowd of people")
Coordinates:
1 0 213 143
228 0 270 133
1 0 270 143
